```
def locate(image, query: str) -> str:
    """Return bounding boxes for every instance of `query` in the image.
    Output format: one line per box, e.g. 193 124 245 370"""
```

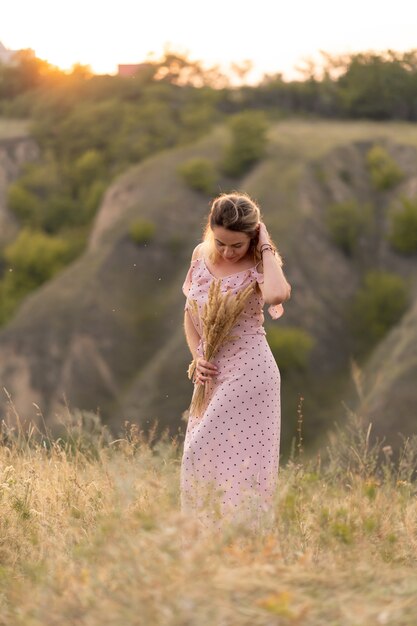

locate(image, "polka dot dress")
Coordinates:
180 256 284 532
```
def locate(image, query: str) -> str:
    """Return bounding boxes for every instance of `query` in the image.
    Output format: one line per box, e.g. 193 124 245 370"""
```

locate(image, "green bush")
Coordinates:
12 160 61 201
79 180 107 219
72 150 105 188
41 195 81 233
7 182 43 222
6 161 76 232
4 228 71 288
177 158 217 193
366 145 404 190
350 271 408 353
0 229 72 325
325 199 373 255
267 326 315 372
221 110 268 177
129 219 156 245
388 196 417 254
0 281 19 326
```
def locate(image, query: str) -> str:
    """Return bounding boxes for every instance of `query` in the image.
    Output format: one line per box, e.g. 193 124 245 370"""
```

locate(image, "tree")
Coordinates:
221 110 269 177
337 51 415 120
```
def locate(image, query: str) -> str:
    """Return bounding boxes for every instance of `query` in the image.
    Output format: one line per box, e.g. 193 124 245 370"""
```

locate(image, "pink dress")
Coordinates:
181 255 284 532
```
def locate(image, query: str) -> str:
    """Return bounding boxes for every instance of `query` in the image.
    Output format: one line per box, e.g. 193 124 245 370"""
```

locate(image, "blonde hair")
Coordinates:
202 192 275 264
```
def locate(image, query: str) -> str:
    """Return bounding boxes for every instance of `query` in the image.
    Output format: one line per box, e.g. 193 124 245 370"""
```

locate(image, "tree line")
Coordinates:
2 48 417 121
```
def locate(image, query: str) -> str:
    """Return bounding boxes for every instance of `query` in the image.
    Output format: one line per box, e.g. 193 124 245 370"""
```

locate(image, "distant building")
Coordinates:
0 41 17 65
117 63 152 77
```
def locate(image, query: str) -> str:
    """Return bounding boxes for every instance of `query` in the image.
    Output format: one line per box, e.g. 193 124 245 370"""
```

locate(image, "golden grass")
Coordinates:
0 407 416 625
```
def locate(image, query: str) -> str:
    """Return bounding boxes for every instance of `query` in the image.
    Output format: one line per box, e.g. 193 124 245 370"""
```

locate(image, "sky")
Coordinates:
2 0 417 82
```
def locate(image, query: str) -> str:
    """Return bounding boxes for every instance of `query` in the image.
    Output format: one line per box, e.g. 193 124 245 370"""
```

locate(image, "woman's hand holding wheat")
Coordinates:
194 357 218 385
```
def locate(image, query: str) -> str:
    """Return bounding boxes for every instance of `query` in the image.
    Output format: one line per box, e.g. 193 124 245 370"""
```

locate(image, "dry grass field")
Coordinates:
0 119 30 140
0 401 416 626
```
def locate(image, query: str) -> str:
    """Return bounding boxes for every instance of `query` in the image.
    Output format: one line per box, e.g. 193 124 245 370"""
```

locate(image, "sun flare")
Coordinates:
3 0 417 81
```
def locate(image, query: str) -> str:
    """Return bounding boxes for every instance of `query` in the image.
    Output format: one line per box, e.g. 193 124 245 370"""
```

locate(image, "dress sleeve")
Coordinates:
252 262 285 320
182 259 196 311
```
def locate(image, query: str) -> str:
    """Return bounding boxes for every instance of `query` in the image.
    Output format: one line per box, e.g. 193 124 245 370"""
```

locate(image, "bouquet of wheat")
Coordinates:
187 277 255 419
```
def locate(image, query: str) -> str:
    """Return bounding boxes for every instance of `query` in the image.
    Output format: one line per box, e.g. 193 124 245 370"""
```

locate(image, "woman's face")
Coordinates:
211 225 252 263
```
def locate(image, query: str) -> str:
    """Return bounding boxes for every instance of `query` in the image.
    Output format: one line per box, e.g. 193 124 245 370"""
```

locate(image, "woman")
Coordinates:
181 192 291 532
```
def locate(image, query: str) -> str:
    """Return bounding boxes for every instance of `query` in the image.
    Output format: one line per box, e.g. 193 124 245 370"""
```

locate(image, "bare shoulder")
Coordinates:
191 242 205 261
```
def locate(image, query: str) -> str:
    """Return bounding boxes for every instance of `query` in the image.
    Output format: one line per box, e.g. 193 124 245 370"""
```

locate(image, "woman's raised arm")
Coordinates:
256 222 291 305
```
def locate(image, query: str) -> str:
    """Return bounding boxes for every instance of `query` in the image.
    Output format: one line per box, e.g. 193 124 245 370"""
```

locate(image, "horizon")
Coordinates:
3 0 417 84
3 40 417 86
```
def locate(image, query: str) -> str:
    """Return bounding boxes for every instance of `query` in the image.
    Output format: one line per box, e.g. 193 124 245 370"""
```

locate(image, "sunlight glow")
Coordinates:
3 0 417 82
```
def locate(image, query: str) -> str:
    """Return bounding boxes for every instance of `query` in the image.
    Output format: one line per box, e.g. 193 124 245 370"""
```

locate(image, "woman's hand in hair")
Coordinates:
256 222 272 250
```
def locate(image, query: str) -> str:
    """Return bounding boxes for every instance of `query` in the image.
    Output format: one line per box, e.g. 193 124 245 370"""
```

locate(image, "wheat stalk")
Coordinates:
187 278 255 418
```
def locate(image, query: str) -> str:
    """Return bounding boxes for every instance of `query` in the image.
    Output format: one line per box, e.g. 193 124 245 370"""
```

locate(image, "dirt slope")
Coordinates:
0 120 416 455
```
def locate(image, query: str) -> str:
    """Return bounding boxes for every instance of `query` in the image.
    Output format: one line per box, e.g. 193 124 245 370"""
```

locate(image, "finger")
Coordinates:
201 367 217 376
200 368 217 378
202 361 218 372
201 358 217 366
197 360 217 376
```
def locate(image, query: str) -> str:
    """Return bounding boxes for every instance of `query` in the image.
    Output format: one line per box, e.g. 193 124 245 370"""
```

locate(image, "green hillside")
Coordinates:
0 119 417 458
354 297 417 451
